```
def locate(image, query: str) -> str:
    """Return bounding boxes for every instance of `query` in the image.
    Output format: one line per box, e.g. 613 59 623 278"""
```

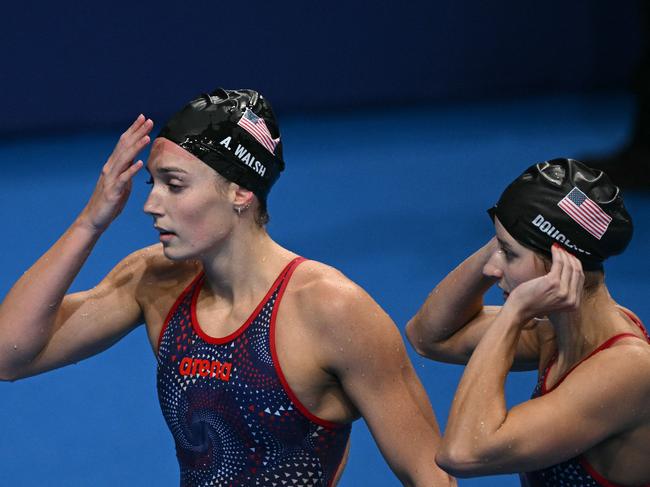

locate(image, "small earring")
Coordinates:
234 203 250 216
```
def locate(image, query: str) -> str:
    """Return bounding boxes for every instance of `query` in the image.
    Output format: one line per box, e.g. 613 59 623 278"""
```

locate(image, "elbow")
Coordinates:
405 317 441 359
435 443 488 479
405 317 430 357
0 363 26 382
0 371 19 382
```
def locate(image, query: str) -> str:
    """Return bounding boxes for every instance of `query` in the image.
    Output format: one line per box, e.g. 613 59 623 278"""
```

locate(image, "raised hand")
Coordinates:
506 244 585 321
79 115 153 232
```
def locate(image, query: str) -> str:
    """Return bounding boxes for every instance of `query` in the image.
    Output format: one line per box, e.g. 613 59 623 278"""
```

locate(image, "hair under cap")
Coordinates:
158 88 284 202
488 158 633 271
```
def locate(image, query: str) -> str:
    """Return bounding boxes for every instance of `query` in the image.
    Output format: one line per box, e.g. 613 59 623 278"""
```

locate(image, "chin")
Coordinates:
161 245 194 262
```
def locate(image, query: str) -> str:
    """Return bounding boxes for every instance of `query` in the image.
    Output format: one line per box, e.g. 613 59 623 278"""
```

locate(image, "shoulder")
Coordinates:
102 244 201 300
287 259 397 342
290 260 379 317
560 340 650 420
597 339 650 380
137 244 201 282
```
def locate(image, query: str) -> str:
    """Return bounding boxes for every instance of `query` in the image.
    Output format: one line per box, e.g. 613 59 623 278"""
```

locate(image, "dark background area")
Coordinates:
0 0 643 136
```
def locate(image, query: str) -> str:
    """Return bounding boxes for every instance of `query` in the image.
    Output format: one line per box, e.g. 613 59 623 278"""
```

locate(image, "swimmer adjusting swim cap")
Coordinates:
158 88 284 202
488 158 633 271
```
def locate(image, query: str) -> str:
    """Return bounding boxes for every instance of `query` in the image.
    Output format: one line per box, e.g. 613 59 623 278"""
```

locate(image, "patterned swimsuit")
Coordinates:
521 312 650 487
157 258 351 486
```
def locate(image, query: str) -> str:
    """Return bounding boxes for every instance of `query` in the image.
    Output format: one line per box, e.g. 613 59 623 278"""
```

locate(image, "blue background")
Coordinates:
0 1 648 486
0 0 642 134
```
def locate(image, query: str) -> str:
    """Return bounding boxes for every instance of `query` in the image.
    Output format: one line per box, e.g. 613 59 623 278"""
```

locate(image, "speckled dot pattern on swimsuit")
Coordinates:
157 258 350 487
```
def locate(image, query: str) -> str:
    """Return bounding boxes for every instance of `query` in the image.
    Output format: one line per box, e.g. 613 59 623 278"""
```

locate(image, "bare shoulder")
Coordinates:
137 244 200 283
290 260 377 312
116 245 202 349
103 244 201 303
287 260 395 341
566 339 650 404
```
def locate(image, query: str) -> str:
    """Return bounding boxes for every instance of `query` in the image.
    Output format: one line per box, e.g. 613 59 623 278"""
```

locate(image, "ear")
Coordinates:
232 184 255 207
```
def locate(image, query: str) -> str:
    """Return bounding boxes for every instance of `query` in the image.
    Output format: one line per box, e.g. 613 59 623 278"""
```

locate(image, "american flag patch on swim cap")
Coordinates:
237 108 279 154
558 187 612 240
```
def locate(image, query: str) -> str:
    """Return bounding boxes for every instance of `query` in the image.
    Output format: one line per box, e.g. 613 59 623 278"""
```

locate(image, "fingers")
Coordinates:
119 116 153 161
566 249 584 309
107 116 154 178
124 113 146 135
548 243 564 277
551 243 584 310
118 160 144 187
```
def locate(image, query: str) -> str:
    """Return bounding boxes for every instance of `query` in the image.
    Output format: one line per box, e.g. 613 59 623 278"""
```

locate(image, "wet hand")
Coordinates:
506 244 584 322
79 115 153 232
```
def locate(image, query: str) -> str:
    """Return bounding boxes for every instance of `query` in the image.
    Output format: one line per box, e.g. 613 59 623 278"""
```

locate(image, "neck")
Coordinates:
198 223 294 303
547 284 621 366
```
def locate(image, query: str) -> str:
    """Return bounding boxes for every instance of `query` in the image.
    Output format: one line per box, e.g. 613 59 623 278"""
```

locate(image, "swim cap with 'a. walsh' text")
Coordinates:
158 88 285 203
488 158 633 271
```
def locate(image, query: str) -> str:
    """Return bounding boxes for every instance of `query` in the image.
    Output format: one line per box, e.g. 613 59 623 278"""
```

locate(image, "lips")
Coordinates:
154 226 176 242
154 225 174 235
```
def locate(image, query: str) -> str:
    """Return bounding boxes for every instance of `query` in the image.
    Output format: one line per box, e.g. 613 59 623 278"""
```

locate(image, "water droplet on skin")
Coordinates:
12 345 18 351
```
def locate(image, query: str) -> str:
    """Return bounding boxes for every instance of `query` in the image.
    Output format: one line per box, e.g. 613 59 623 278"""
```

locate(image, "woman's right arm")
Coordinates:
406 238 541 369
0 115 153 380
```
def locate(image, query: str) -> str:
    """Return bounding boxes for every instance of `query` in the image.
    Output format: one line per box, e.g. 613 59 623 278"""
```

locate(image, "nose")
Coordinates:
482 249 503 280
143 186 162 217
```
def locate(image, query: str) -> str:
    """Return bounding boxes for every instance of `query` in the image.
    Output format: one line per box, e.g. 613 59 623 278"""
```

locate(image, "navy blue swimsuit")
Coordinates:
521 313 650 487
157 258 351 486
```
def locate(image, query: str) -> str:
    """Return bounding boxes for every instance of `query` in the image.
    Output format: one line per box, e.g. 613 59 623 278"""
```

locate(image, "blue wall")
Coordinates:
0 0 642 135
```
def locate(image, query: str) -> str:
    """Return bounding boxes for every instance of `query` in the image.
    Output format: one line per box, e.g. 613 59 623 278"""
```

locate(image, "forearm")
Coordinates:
401 460 456 487
437 305 524 474
407 240 497 346
400 367 455 485
0 116 150 380
0 218 102 375
390 418 456 487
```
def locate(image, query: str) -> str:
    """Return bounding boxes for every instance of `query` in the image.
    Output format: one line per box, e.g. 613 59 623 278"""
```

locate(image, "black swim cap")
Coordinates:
488 158 633 271
158 88 284 202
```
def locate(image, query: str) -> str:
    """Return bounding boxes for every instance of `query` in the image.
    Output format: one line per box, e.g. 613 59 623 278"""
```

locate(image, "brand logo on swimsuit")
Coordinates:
178 357 232 382
531 214 591 255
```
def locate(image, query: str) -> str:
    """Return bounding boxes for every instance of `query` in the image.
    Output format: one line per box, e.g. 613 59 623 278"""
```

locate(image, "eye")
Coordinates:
498 245 514 261
165 178 185 193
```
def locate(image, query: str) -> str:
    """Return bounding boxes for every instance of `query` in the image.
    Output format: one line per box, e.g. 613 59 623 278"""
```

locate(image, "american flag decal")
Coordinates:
237 108 279 154
557 187 612 240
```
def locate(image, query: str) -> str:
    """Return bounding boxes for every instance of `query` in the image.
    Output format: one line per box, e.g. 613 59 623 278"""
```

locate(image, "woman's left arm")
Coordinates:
437 245 650 476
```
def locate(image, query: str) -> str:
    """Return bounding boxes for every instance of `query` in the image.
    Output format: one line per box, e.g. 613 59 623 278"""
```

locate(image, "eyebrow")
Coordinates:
146 166 189 175
159 166 188 174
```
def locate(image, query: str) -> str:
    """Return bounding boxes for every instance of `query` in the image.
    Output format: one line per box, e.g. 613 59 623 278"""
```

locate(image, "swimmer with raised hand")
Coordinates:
407 158 650 486
0 114 153 366
0 89 453 486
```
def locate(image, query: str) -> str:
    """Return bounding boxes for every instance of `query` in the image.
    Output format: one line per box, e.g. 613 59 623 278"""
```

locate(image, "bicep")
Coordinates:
18 267 144 378
474 352 650 474
414 306 541 370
